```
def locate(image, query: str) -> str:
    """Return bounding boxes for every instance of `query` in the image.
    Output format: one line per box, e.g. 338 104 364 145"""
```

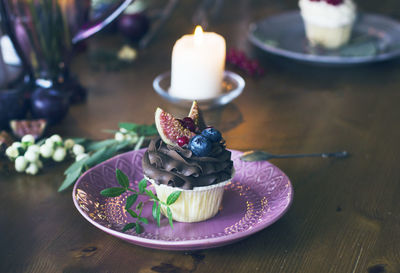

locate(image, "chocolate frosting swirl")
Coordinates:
142 138 233 190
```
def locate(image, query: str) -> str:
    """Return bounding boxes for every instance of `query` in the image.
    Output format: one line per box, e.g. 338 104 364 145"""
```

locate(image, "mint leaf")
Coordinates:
135 222 143 234
156 203 161 227
166 191 181 205
136 201 143 211
145 189 158 201
100 187 126 197
167 207 173 229
122 223 135 232
127 209 138 218
58 166 82 192
125 194 138 209
116 169 129 189
138 179 147 193
152 201 158 220
139 217 148 224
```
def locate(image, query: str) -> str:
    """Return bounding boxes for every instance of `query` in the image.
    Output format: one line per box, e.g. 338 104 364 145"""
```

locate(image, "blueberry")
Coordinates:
189 135 212 157
201 128 222 142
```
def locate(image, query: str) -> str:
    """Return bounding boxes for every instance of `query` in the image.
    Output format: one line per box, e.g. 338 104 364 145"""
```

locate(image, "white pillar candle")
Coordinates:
170 26 226 100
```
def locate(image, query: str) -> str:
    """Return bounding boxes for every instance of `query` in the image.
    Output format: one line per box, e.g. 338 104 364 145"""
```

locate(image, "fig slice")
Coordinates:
188 101 206 131
155 107 194 146
10 119 47 140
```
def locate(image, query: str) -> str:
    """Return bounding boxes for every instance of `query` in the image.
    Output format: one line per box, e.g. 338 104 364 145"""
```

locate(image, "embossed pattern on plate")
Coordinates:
73 149 293 250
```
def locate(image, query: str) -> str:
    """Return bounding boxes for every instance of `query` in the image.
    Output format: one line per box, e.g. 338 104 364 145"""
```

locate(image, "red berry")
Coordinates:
177 136 189 147
182 117 196 132
325 0 343 5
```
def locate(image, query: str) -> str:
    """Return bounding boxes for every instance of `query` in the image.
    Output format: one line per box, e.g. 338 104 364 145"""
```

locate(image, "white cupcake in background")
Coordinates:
299 0 356 49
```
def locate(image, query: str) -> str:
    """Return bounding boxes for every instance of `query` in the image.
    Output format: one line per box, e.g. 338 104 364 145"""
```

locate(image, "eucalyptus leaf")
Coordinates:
125 194 138 209
64 157 88 175
137 124 157 136
127 209 138 218
116 168 129 189
100 187 126 197
122 223 135 232
134 136 145 150
115 140 131 151
71 138 87 144
119 122 138 131
58 166 82 192
167 207 173 229
86 139 118 152
166 191 181 205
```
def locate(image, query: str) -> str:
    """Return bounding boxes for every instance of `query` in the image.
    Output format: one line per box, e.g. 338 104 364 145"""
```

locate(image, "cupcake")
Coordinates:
142 101 234 222
299 0 356 49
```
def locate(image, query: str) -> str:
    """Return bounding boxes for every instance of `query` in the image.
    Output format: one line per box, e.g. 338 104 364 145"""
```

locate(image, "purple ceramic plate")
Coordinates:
72 149 293 251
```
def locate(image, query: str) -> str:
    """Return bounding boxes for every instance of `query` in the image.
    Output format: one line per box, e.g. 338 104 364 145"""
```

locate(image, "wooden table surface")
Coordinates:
1 0 400 272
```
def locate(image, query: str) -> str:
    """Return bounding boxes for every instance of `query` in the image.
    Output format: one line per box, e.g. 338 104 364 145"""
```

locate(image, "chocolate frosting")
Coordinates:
142 138 233 190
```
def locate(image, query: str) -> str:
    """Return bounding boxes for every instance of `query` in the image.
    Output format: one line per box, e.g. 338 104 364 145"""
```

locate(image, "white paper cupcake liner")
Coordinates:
303 21 353 49
144 168 234 223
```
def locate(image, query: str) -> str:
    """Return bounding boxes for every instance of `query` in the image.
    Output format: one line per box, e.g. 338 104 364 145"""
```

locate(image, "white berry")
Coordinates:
24 149 39 163
76 153 89 162
27 144 40 154
21 134 35 145
6 146 19 159
15 156 28 172
64 139 75 150
125 133 138 143
25 163 39 175
120 128 128 134
115 132 125 142
72 144 85 156
52 147 66 162
12 142 23 149
50 134 62 144
40 144 54 158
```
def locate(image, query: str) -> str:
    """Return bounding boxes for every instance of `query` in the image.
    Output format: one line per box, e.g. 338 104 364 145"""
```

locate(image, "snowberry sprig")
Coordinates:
5 134 85 175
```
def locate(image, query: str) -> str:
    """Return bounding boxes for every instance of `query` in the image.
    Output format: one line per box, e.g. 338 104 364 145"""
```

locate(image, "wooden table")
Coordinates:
1 0 400 272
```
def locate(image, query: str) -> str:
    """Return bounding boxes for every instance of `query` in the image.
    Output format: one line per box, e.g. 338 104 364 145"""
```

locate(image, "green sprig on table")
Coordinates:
59 122 157 192
101 169 181 233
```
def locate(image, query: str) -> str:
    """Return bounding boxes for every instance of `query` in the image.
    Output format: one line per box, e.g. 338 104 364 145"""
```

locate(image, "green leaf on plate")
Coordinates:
100 187 126 197
156 203 161 227
136 201 143 211
166 191 181 205
116 168 129 189
125 194 138 209
135 222 143 234
167 207 173 229
139 217 148 224
145 189 158 201
122 223 135 232
127 209 138 218
152 201 158 221
138 178 147 193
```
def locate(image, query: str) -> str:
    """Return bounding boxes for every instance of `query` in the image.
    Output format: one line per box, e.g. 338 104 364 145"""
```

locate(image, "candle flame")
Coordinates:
194 25 203 37
194 25 203 46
